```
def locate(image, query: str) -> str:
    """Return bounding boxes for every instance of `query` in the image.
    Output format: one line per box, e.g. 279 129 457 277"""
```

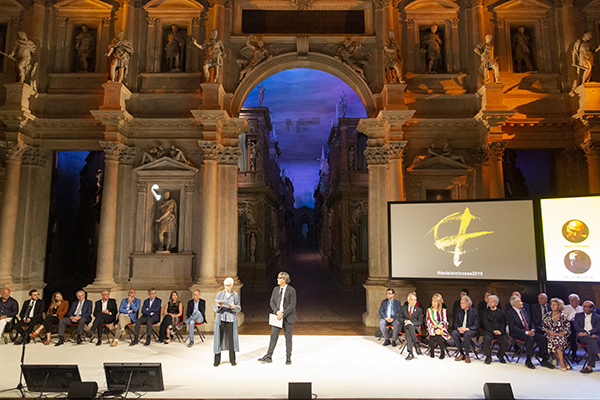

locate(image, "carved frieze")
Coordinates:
119 146 137 165
291 0 313 10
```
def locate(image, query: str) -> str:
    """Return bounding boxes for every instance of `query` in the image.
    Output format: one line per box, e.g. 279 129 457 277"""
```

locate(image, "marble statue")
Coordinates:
383 30 404 83
169 145 190 164
475 34 501 84
141 145 192 165
257 84 266 106
155 190 178 252
339 92 348 118
348 145 355 170
192 29 225 82
421 25 443 73
165 25 184 72
249 232 256 262
4 31 38 88
75 25 95 72
237 35 272 83
512 26 532 72
441 141 466 164
333 39 370 81
106 30 133 83
249 141 257 171
351 232 357 262
572 32 600 86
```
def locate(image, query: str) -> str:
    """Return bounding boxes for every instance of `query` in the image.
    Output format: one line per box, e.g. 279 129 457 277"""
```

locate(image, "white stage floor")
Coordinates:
1 334 599 399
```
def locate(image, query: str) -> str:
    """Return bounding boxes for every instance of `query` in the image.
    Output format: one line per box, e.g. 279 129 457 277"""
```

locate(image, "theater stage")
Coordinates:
0 334 598 399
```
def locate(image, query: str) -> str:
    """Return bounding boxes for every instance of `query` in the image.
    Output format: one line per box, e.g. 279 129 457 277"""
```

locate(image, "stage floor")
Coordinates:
1 334 598 399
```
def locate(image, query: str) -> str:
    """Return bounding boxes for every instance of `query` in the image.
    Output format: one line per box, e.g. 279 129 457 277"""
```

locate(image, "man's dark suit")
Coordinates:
573 311 600 368
477 301 502 325
90 298 118 341
506 301 530 315
186 298 206 322
400 304 423 354
134 297 162 340
481 308 509 358
58 299 93 337
266 285 297 359
530 302 551 333
378 298 402 342
451 307 479 356
15 299 45 338
506 306 548 359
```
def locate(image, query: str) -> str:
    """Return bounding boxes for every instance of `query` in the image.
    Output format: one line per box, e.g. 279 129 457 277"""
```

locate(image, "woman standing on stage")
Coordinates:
426 293 449 358
213 277 241 367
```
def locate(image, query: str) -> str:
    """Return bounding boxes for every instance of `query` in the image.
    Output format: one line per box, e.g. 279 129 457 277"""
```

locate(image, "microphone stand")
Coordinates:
16 302 34 398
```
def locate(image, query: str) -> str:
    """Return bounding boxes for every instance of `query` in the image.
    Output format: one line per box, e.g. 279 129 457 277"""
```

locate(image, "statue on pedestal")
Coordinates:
75 25 95 72
572 32 600 87
257 84 266 106
165 25 184 72
339 92 348 117
3 31 38 88
106 30 133 83
383 30 404 83
155 190 178 252
421 24 443 73
192 29 225 82
475 34 501 84
512 26 533 72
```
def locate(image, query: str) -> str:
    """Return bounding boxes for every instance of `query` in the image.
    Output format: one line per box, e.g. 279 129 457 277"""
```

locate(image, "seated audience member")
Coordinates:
506 294 554 369
542 298 570 371
478 290 502 319
452 288 469 327
505 291 530 315
130 288 162 346
56 290 93 346
90 290 118 346
30 292 68 345
401 292 423 360
378 288 402 347
564 293 583 359
426 293 449 359
574 300 600 374
0 288 19 342
482 295 509 364
14 289 45 345
177 289 206 347
531 293 551 334
451 295 479 363
111 289 140 347
159 290 183 344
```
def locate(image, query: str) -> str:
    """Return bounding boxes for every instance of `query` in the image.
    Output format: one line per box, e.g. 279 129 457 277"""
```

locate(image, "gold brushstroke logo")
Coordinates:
427 207 494 267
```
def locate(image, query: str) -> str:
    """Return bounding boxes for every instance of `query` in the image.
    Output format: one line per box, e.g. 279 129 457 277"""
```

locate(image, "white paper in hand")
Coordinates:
269 313 283 328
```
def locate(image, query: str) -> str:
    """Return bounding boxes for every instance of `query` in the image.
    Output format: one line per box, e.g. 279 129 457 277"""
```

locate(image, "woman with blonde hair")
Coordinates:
159 290 183 344
426 293 449 358
30 292 68 345
542 298 571 371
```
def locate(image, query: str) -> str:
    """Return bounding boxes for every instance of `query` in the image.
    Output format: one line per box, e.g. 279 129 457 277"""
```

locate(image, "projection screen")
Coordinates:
389 199 539 280
540 196 600 282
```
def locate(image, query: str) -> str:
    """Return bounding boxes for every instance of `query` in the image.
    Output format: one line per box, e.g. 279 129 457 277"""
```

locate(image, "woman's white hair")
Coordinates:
224 277 234 286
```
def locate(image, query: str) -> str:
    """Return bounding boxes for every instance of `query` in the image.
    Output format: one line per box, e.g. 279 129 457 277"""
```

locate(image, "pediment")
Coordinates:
584 0 600 14
404 0 459 11
409 156 470 170
492 0 551 13
135 156 198 174
54 0 113 12
144 0 204 12
0 0 23 15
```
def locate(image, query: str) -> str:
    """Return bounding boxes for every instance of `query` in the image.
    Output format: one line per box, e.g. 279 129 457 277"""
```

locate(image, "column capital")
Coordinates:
1 138 29 161
484 140 509 160
581 138 600 159
21 147 49 166
119 146 137 165
218 146 241 165
364 146 390 165
198 140 222 160
100 141 126 161
388 141 408 159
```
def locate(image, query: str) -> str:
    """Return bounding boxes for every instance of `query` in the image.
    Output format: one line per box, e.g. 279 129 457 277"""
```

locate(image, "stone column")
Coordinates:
0 139 28 289
88 141 125 291
197 141 220 284
488 141 507 198
466 0 486 89
114 147 137 285
581 139 600 194
388 141 407 201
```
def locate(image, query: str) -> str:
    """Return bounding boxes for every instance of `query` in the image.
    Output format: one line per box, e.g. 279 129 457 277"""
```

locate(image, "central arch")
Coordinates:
230 52 377 117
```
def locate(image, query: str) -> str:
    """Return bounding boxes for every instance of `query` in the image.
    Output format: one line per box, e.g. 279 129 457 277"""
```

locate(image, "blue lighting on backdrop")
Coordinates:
242 68 366 208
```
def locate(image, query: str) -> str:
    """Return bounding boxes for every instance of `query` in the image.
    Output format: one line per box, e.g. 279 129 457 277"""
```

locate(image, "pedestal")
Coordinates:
575 83 600 111
100 81 132 111
478 83 507 110
382 84 408 110
200 83 225 110
3 83 37 111
130 253 195 288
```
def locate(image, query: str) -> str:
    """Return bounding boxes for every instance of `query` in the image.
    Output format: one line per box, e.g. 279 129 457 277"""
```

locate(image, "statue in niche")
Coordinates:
351 232 357 262
512 26 533 72
155 190 178 252
326 39 370 82
572 32 600 86
475 34 501 84
75 25 95 72
383 30 404 83
165 25 184 72
237 35 272 83
3 31 38 89
106 30 133 83
421 24 443 73
339 92 348 117
348 145 355 170
249 141 257 171
249 232 256 262
257 84 266 106
192 29 225 82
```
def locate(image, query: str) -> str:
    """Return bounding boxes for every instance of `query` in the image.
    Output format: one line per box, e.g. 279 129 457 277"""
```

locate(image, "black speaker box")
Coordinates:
289 382 311 400
483 382 514 400
67 381 98 399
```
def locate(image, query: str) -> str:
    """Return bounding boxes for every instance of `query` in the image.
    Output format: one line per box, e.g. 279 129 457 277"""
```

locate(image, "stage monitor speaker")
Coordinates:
21 364 81 393
289 382 311 400
67 381 98 399
483 382 514 400
104 363 164 392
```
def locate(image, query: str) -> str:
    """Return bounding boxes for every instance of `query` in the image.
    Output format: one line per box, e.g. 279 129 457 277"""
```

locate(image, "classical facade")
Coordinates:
1 0 600 328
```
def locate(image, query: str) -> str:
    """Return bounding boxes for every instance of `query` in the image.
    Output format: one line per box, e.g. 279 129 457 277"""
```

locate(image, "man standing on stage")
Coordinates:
258 272 297 365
